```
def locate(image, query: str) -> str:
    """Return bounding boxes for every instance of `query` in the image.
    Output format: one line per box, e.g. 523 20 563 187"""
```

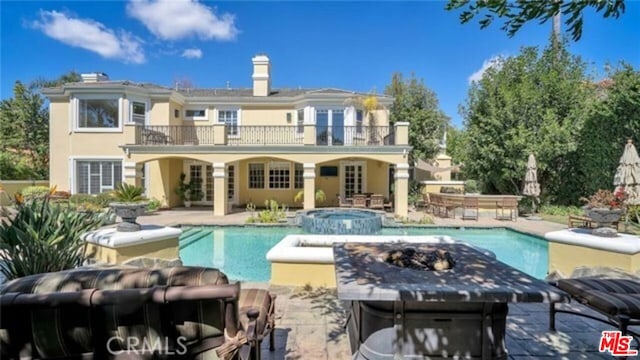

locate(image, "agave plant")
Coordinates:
0 196 104 280
112 183 146 203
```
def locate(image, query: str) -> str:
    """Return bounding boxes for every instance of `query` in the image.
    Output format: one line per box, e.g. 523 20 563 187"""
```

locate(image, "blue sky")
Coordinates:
1 1 638 127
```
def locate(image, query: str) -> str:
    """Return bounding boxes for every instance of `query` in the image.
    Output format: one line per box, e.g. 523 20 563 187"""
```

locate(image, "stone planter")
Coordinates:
585 207 624 223
584 207 624 237
109 202 147 232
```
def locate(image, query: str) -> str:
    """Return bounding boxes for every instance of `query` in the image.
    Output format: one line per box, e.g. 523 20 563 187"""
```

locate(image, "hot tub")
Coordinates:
297 209 383 234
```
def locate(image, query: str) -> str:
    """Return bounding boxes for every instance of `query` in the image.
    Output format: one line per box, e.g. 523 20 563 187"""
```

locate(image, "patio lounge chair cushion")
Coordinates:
239 288 275 341
0 267 257 360
555 278 640 317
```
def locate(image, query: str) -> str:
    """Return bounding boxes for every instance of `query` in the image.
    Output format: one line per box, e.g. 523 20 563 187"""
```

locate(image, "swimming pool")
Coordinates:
179 227 548 282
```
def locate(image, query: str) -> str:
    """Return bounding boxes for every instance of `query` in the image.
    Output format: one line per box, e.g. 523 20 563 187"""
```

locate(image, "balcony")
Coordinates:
131 125 404 146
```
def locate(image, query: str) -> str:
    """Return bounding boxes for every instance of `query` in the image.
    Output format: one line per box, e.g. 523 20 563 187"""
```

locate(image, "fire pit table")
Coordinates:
334 242 569 360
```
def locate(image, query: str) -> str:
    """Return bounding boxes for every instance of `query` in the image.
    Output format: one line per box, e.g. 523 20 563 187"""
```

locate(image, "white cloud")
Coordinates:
181 48 202 59
31 10 145 64
468 56 504 84
127 0 238 41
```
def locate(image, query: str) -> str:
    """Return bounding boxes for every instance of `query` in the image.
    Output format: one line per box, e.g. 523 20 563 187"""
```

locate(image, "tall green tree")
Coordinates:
461 39 594 201
566 64 640 203
446 0 627 41
0 82 49 179
385 73 450 162
446 126 468 169
0 72 81 180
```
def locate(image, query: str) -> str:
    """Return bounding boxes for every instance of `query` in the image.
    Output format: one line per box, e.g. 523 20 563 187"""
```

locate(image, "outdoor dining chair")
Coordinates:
352 194 367 208
369 194 385 210
461 196 479 221
496 197 518 221
338 195 352 208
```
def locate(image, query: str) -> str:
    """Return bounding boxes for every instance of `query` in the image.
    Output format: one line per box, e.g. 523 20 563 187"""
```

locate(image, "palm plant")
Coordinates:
112 183 146 203
0 196 104 280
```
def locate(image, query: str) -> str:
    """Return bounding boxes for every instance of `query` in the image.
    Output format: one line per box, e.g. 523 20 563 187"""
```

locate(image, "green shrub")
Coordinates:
440 186 462 194
464 180 479 194
626 205 640 226
0 197 104 280
20 186 51 202
146 198 162 212
408 179 424 206
538 204 583 216
69 193 111 211
246 200 287 223
95 192 114 207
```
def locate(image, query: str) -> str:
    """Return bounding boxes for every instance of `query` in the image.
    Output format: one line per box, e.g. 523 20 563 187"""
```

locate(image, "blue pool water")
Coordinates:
179 227 549 282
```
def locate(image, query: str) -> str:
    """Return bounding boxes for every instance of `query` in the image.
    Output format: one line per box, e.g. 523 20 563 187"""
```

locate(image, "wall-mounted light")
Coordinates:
286 112 292 123
174 109 179 118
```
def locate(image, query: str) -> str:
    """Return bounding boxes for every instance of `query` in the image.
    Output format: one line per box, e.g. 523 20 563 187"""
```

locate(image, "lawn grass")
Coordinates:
540 212 640 235
540 213 568 226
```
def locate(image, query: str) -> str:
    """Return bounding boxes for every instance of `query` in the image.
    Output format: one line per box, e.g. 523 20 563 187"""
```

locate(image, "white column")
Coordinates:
394 163 410 218
213 162 227 216
303 163 316 210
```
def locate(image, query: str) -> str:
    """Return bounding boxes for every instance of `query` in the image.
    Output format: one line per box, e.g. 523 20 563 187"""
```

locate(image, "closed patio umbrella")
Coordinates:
523 154 541 217
614 139 640 206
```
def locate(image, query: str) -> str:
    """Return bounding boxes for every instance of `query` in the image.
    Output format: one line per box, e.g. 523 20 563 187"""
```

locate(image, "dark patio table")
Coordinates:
334 242 569 360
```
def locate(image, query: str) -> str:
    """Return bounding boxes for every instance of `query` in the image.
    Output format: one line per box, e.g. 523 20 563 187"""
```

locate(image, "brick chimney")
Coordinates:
252 55 270 97
81 72 109 83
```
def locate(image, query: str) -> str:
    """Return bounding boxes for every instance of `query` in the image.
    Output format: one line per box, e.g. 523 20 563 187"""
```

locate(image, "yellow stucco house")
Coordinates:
43 55 412 217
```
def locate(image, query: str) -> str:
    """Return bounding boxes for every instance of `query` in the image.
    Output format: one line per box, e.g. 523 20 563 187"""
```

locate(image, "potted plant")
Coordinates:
175 173 192 207
110 183 148 232
188 178 204 204
580 189 626 236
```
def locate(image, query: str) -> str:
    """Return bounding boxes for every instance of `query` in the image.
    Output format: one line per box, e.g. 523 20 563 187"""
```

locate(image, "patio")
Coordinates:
131 208 634 358
261 285 624 359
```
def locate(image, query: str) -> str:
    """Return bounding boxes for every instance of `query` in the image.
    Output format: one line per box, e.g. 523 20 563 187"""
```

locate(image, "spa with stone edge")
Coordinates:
333 242 569 360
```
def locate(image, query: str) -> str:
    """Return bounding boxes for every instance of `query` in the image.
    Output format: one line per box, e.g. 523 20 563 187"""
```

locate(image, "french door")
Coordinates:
316 109 345 146
187 162 237 205
341 161 366 199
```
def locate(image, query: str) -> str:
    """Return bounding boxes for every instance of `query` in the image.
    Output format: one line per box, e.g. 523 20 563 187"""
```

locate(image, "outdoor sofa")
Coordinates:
0 266 275 360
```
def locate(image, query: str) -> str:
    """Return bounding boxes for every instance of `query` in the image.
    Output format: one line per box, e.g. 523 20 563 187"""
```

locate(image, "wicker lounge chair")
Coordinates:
550 278 640 340
496 197 518 221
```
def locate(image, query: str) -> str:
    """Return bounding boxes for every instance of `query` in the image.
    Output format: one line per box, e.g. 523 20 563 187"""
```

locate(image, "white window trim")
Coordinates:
69 156 125 194
268 161 292 190
247 162 265 189
216 107 242 139
72 94 123 133
184 107 208 121
128 97 151 125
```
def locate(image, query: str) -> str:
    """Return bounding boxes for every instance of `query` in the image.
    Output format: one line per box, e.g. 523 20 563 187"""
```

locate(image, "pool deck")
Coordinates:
137 207 566 238
137 208 629 359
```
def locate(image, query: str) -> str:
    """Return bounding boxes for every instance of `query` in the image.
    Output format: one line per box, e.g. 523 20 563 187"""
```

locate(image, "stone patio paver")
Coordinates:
258 285 636 359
